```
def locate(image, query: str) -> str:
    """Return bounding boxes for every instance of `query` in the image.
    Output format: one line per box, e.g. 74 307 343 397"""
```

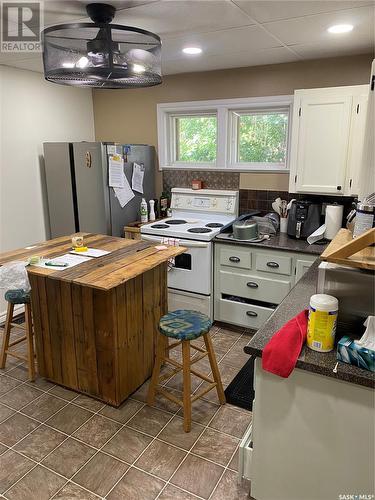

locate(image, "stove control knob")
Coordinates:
212 198 217 207
187 199 192 206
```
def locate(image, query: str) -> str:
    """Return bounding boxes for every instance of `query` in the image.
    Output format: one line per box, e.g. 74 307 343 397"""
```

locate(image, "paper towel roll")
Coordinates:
324 204 344 240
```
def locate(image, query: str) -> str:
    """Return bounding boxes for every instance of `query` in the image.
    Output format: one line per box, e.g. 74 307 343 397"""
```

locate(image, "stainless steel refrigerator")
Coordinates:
43 142 155 237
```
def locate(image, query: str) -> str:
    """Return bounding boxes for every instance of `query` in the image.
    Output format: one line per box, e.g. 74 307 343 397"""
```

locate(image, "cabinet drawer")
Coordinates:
255 253 292 276
219 298 274 329
220 271 292 304
219 247 252 270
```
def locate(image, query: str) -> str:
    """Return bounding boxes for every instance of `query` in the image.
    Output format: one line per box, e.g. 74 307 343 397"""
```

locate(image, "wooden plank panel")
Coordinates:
82 246 186 290
60 282 78 389
37 276 54 379
45 279 63 384
142 269 156 376
28 274 45 376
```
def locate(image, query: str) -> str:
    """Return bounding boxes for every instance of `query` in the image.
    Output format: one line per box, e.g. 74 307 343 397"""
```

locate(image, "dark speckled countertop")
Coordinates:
214 232 327 255
244 259 375 389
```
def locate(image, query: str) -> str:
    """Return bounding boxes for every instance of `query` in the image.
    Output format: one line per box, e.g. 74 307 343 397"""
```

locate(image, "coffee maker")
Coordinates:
287 201 321 239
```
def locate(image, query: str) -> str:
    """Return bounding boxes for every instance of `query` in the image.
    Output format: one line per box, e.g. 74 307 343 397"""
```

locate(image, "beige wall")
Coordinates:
93 53 373 195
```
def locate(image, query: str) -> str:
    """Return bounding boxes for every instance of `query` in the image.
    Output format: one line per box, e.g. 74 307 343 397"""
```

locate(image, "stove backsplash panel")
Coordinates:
162 170 240 191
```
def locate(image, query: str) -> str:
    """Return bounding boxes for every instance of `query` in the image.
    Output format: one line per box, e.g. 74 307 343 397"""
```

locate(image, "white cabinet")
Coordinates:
289 85 368 196
295 258 314 283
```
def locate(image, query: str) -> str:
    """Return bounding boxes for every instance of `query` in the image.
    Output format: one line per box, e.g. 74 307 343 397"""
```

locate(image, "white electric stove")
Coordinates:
141 188 239 319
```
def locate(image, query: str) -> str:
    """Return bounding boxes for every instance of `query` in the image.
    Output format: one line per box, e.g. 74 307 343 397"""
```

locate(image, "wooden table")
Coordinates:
0 233 185 406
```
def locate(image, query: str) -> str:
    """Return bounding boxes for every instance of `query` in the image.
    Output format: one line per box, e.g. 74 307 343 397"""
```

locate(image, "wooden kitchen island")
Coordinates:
0 234 185 406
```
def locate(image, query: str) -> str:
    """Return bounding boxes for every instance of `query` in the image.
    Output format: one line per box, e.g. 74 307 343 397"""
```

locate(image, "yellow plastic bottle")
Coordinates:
307 294 339 352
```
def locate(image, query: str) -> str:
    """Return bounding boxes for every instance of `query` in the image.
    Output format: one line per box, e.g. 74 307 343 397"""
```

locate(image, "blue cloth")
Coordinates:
159 309 211 340
5 289 30 305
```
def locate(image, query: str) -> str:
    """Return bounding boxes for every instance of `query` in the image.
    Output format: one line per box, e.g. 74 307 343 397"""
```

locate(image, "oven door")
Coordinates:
141 235 212 295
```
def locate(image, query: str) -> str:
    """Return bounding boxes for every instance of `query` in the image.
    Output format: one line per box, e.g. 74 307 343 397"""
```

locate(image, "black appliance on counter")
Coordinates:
287 201 321 239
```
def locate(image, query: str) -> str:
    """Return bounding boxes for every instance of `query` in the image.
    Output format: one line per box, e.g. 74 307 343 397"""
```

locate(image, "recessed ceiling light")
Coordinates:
327 24 353 34
182 47 202 55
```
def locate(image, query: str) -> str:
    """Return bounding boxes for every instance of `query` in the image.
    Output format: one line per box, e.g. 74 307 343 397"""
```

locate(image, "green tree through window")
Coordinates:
238 112 288 164
176 115 217 162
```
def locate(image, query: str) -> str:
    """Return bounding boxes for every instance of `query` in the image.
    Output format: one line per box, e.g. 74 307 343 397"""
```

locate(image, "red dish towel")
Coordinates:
262 310 309 378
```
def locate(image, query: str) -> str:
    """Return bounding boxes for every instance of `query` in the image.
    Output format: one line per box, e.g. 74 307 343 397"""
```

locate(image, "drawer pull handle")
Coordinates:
267 261 280 268
246 311 258 317
246 282 259 289
229 256 240 263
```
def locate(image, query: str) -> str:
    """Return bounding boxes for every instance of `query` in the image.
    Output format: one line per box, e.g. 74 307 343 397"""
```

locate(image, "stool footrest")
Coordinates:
190 368 215 384
5 350 28 362
191 383 217 403
190 351 208 365
8 336 27 348
10 323 26 330
156 386 184 407
167 340 182 350
190 343 206 354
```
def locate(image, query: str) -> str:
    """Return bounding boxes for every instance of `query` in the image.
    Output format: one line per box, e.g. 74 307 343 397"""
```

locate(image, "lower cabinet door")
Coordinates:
295 258 314 283
218 298 274 329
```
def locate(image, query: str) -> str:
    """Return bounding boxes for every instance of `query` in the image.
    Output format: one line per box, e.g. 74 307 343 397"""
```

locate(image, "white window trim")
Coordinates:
157 95 293 172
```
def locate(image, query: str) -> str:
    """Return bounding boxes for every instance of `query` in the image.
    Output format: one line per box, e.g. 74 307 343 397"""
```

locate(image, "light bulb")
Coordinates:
76 56 89 68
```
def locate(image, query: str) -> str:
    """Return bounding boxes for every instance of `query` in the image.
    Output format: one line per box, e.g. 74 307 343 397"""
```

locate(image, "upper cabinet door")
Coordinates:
293 93 352 194
345 93 369 196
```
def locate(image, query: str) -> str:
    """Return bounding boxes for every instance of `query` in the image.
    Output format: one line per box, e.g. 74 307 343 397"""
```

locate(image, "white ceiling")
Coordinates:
1 0 374 75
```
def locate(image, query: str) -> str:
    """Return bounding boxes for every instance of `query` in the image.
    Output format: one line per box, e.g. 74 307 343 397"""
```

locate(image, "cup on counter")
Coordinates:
280 217 288 233
72 235 84 248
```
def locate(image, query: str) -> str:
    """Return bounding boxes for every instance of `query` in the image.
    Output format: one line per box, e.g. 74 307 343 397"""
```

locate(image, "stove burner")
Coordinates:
166 219 187 225
205 223 224 228
187 227 212 234
151 224 170 229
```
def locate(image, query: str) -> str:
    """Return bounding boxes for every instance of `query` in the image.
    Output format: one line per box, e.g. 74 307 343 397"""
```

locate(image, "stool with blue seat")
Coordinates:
148 309 225 432
0 289 35 381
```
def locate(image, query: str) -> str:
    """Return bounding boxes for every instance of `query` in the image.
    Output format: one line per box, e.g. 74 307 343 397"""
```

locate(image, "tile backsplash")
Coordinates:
162 170 240 191
162 170 356 222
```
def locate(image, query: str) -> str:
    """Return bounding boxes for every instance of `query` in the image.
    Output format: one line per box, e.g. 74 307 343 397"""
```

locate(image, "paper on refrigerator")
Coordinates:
114 174 135 208
109 155 125 188
132 162 144 193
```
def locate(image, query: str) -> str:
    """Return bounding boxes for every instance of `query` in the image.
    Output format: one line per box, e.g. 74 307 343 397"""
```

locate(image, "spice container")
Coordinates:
353 202 374 238
192 179 202 190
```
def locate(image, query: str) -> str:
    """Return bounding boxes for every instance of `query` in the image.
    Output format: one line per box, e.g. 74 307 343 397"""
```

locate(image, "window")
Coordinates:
232 109 289 168
158 96 292 171
173 114 217 163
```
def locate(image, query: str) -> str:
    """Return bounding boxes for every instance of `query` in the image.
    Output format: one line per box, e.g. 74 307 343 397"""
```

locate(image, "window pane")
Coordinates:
238 112 288 164
176 115 217 162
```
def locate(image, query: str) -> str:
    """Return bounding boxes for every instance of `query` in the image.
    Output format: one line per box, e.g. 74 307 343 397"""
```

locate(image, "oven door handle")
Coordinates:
141 234 210 249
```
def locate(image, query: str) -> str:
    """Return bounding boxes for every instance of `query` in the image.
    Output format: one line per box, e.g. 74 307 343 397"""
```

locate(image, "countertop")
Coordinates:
0 233 185 291
244 259 375 389
214 232 327 255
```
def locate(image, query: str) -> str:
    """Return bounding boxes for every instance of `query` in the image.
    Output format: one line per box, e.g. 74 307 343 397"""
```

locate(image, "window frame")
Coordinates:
157 95 293 172
169 111 218 167
228 107 291 170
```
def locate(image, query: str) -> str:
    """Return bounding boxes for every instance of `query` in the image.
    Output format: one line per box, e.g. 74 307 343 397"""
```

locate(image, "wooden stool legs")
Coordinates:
0 303 35 381
0 302 14 369
182 341 192 432
148 331 226 432
203 333 226 404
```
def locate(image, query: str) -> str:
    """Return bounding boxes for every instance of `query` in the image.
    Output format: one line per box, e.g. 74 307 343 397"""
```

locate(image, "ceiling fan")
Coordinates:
42 2 162 89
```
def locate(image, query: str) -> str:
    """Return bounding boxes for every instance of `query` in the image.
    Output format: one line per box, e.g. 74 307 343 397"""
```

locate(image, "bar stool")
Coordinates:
0 289 35 381
148 309 225 432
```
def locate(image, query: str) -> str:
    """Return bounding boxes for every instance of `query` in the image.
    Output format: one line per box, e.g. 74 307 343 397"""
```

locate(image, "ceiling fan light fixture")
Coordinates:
42 2 162 89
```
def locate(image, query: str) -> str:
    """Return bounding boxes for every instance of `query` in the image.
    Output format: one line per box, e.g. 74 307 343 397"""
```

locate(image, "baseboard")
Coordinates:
0 304 24 324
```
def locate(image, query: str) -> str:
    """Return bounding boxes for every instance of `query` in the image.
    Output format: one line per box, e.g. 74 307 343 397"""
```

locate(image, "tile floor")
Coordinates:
0 321 253 500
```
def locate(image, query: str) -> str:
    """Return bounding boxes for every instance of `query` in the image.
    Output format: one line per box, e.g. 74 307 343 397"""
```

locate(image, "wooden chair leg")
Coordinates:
0 302 14 369
147 334 164 406
25 303 35 382
182 340 192 433
204 333 226 405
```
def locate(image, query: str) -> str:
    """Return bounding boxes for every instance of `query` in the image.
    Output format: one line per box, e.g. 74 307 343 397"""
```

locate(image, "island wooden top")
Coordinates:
0 233 186 291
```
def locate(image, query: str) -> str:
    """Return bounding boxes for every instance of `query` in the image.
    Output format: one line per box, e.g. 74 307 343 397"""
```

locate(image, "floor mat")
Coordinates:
224 356 255 411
